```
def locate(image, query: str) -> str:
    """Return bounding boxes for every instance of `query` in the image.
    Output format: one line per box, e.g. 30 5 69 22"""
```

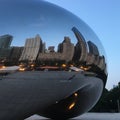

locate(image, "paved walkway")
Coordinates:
77 113 120 120
25 113 120 120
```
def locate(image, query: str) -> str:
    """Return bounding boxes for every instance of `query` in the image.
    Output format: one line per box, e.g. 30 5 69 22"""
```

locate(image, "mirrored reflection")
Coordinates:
0 26 107 83
0 0 107 120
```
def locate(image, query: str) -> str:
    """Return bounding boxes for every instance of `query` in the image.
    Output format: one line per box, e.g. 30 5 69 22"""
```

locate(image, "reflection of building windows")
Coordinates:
87 41 99 56
86 53 95 65
0 48 12 60
37 36 74 62
48 46 55 52
58 37 74 62
0 34 13 61
72 27 88 62
98 56 106 70
86 41 106 70
19 34 42 61
42 42 46 53
9 47 23 63
0 34 13 48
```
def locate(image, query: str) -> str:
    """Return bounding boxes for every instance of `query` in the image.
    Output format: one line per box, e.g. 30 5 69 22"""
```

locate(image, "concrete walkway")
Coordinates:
25 113 120 120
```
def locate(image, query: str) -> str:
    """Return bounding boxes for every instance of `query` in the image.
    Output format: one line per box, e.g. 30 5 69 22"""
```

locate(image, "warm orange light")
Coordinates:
68 102 75 110
80 66 91 71
62 64 66 67
70 64 73 67
31 64 35 67
2 66 6 69
19 68 25 71
74 93 78 97
80 66 84 69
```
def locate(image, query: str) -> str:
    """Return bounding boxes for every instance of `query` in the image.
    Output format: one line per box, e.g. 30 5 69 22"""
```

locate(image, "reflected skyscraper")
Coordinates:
98 56 106 70
9 47 23 64
0 34 13 62
37 36 74 63
19 35 42 62
87 41 99 56
58 37 74 62
0 34 12 48
48 46 55 52
72 27 88 63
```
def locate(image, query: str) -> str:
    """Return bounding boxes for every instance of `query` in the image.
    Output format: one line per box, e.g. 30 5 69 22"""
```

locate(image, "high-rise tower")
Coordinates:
72 27 88 63
19 34 42 62
0 34 13 48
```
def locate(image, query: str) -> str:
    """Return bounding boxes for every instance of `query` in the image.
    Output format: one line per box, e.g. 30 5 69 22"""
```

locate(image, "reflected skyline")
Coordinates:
0 0 105 56
0 27 107 84
0 27 106 68
0 0 107 119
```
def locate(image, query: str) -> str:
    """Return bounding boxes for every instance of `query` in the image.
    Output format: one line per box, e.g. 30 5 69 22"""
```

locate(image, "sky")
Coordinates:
46 0 120 90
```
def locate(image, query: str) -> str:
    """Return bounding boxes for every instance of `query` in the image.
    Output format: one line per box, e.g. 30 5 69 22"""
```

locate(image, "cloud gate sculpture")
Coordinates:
0 0 107 120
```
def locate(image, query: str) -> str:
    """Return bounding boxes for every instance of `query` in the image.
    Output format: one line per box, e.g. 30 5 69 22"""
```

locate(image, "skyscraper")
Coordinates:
37 36 74 63
48 46 55 52
9 47 23 64
0 34 13 48
58 36 74 62
87 41 99 56
0 34 13 61
72 27 88 62
19 34 42 62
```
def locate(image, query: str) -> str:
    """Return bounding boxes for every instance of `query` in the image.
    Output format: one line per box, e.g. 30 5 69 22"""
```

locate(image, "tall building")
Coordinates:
0 48 12 61
42 42 46 53
0 34 13 61
0 34 13 48
19 34 42 62
72 27 88 62
9 47 23 64
97 56 106 70
86 53 95 65
48 46 55 52
87 41 99 56
37 36 74 62
58 37 74 62
86 41 100 66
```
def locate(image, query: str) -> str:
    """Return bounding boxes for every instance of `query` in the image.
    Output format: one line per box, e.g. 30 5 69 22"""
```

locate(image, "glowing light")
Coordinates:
80 66 91 71
2 66 6 69
19 64 22 67
31 64 35 67
19 68 25 71
80 66 84 69
0 66 6 69
70 64 73 67
74 93 78 97
68 102 75 110
62 64 66 67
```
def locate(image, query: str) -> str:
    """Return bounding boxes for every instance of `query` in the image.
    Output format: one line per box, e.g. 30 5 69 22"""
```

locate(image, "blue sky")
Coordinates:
46 0 120 90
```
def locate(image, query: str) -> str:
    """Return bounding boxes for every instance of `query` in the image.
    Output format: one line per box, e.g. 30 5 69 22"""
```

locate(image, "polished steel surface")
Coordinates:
0 0 107 120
